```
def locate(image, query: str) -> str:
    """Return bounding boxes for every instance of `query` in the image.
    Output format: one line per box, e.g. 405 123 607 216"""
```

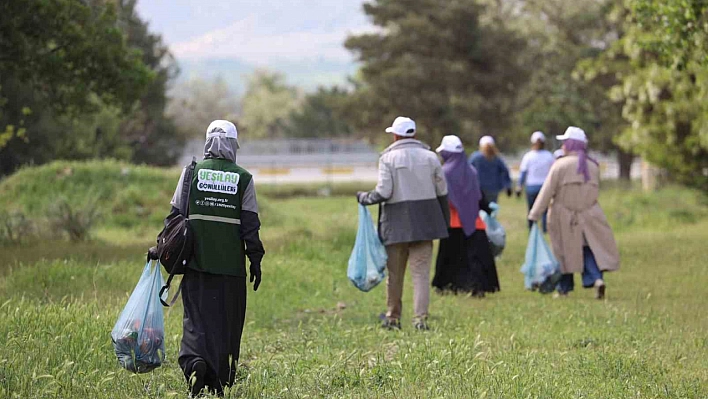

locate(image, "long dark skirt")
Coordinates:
433 228 501 294
178 269 247 395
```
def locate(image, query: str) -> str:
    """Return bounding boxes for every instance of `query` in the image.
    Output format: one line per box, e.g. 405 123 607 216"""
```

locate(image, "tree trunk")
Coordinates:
617 149 634 180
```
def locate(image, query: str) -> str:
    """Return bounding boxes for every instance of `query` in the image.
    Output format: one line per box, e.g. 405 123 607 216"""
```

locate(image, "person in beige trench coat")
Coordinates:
529 127 620 298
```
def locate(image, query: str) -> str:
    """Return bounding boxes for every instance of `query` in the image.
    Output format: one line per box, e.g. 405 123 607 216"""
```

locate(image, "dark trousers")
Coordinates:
482 189 499 204
526 185 546 232
179 269 247 396
557 247 603 293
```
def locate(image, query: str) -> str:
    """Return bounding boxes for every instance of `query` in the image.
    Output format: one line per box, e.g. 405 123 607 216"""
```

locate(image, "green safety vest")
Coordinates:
187 158 252 277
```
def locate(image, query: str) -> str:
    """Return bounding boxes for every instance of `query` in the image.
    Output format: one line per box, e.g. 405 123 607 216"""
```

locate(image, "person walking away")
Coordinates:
432 136 500 297
528 126 619 299
469 136 512 203
170 120 265 396
516 131 555 232
357 116 449 331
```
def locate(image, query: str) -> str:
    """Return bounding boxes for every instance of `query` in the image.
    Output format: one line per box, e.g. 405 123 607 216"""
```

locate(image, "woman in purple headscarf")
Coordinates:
529 127 620 299
433 135 501 297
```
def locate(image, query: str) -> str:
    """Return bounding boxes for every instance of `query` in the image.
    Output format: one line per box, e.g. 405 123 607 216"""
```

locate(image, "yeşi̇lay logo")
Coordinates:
197 169 240 194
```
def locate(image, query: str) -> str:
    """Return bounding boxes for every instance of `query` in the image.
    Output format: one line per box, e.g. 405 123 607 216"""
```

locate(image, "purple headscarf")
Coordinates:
440 150 482 236
563 139 598 182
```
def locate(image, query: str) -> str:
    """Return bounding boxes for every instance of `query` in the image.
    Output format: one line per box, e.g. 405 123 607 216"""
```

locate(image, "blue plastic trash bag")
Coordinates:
520 223 561 293
111 260 166 373
348 204 387 292
480 202 506 257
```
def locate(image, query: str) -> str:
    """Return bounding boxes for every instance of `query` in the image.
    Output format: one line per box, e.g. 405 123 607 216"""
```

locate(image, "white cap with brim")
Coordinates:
206 120 240 148
479 136 495 147
556 126 587 143
531 131 546 143
436 135 464 153
385 116 416 137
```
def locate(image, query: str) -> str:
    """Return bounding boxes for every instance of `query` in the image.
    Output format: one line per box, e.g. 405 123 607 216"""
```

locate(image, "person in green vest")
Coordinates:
170 120 265 396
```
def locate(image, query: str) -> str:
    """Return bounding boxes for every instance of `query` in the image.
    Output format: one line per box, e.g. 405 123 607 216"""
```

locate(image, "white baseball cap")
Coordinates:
385 116 416 137
479 136 495 146
436 135 464 153
530 131 546 143
556 126 587 143
206 120 240 148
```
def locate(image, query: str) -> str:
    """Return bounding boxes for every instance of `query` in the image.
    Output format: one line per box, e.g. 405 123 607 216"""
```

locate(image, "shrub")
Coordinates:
0 211 35 245
47 196 101 242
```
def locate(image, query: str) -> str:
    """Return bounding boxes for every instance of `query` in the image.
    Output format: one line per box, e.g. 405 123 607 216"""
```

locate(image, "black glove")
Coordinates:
506 188 513 197
147 246 159 262
356 191 367 204
250 263 262 291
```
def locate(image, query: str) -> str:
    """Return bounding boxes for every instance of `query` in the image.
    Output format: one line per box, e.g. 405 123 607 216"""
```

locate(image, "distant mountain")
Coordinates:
176 57 358 93
137 0 369 92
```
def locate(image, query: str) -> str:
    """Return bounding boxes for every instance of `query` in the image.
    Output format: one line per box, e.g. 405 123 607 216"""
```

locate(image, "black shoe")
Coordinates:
188 358 207 397
594 280 606 300
381 318 401 330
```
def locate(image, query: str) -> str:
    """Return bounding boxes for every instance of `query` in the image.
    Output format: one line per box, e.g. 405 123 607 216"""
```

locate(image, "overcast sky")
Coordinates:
136 0 371 66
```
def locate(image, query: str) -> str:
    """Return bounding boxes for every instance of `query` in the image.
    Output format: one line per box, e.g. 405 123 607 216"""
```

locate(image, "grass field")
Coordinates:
1 161 707 398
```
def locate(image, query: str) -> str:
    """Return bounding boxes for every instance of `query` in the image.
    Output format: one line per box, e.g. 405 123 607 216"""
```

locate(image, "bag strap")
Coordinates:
160 158 197 307
377 203 383 243
179 157 197 216
159 273 183 307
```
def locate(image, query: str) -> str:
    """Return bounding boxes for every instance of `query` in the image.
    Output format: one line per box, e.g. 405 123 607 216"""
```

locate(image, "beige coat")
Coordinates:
529 155 620 274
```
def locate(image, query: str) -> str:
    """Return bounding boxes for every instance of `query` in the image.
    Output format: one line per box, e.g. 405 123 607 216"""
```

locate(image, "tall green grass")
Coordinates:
0 162 707 398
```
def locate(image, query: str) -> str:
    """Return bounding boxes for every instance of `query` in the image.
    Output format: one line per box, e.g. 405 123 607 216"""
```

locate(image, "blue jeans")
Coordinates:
526 185 546 232
557 247 603 293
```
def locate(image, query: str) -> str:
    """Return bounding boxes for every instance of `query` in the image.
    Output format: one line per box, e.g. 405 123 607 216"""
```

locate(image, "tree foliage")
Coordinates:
283 87 353 138
0 0 152 121
115 0 181 166
240 70 300 139
515 0 624 151
344 0 528 147
167 77 241 140
631 0 708 69
0 0 179 174
586 0 708 190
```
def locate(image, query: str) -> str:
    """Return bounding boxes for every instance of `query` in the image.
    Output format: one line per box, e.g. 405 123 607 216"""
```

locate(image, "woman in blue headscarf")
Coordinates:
433 135 500 297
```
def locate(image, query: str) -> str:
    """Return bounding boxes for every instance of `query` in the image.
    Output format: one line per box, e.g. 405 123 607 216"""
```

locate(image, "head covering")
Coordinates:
204 120 239 162
439 148 482 237
436 135 464 153
530 131 546 144
556 126 587 143
563 139 598 182
479 136 495 147
385 116 416 137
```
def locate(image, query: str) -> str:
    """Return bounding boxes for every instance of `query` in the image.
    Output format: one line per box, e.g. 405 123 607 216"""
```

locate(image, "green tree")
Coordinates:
115 0 182 166
630 0 708 69
0 0 152 141
514 0 633 177
344 0 528 148
167 77 241 139
283 87 353 138
240 70 300 139
588 0 708 190
0 0 180 174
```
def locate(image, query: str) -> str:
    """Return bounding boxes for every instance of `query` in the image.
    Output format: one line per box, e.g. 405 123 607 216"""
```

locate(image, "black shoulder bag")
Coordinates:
157 158 197 306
